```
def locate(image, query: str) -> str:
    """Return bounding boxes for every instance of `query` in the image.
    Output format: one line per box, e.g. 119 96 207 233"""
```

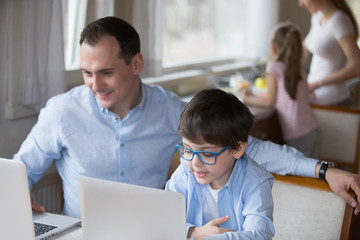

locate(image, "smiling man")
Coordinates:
14 17 185 218
13 17 360 219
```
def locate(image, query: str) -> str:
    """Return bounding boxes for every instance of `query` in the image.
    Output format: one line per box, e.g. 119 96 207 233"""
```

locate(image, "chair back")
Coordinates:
312 104 360 173
272 174 358 240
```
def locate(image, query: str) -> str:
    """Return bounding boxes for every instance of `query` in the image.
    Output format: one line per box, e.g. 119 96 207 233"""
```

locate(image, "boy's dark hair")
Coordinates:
179 88 254 150
79 16 140 64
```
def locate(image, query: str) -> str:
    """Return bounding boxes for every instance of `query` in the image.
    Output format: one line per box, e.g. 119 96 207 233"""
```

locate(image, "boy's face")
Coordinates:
182 137 246 190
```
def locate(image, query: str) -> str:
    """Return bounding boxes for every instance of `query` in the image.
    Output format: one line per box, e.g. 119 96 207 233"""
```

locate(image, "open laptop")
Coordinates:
0 158 80 240
79 176 187 240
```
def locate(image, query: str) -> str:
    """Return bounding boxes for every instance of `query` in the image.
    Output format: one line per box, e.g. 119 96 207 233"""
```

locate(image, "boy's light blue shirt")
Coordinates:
13 80 318 219
166 153 275 240
13 82 185 218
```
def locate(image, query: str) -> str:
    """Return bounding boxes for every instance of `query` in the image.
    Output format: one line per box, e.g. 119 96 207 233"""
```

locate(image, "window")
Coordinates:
162 0 279 71
63 0 278 75
163 0 248 66
62 0 88 71
62 0 114 71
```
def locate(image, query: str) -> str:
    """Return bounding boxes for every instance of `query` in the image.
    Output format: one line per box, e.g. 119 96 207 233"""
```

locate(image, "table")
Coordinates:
50 226 82 240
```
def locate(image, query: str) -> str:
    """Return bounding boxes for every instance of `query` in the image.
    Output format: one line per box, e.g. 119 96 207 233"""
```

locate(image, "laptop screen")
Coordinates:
79 176 187 240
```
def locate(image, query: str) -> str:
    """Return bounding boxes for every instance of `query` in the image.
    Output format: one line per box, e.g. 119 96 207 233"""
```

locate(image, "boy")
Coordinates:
166 88 274 240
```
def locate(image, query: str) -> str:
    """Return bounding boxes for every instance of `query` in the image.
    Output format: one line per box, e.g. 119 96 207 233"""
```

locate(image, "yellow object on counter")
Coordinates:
254 77 267 89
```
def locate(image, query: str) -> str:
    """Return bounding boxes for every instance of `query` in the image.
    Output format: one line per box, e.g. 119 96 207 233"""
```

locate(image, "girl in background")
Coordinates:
240 22 319 158
300 0 360 106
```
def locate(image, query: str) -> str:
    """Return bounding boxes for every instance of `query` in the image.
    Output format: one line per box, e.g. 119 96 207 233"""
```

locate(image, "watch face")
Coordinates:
325 161 337 168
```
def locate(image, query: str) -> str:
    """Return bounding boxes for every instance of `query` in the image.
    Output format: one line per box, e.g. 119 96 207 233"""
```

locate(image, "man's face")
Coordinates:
80 35 142 116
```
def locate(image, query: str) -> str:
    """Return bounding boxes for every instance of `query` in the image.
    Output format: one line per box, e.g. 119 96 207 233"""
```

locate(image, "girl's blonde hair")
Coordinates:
271 22 302 100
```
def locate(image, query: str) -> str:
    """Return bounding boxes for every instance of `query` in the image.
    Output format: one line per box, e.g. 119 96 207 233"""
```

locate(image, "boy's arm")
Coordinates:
246 136 360 215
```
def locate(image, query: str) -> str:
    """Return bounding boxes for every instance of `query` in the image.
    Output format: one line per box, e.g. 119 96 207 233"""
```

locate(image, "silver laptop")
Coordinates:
0 158 80 240
79 176 187 240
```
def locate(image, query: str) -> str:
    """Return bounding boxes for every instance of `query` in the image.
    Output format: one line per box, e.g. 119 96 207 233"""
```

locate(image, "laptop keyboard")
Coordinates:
34 222 58 236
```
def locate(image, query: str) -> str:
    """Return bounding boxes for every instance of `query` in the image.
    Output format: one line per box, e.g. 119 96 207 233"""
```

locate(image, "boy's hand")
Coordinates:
30 192 46 213
188 215 234 239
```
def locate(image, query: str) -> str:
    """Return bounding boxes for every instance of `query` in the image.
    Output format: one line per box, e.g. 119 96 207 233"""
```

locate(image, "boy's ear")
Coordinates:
232 141 247 159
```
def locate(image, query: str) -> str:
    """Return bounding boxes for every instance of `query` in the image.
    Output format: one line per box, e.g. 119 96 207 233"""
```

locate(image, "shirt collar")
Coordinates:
223 154 247 191
94 79 145 114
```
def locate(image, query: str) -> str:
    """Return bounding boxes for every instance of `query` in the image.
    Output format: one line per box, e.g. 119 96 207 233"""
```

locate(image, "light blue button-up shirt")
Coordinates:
13 82 186 217
166 153 275 240
13 81 318 218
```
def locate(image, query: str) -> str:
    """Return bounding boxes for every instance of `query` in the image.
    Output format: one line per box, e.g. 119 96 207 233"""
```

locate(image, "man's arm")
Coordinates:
246 136 317 177
246 136 360 215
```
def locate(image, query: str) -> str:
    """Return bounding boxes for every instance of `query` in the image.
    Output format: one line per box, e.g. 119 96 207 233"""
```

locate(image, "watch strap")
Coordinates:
319 161 336 183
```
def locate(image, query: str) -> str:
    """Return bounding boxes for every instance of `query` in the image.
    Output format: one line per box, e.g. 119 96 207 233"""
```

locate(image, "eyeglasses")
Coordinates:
176 141 230 165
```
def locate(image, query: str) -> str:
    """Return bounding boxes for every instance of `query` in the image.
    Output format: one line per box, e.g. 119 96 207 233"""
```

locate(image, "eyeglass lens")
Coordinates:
178 146 216 164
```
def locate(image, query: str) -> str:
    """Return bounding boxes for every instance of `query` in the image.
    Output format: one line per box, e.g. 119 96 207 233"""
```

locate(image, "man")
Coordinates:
14 17 360 218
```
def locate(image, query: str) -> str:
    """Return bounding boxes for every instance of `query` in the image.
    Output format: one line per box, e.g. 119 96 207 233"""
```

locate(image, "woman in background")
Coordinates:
240 22 319 158
299 0 360 106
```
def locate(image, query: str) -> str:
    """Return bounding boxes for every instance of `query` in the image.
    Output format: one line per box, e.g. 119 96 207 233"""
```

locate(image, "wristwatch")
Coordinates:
319 161 337 183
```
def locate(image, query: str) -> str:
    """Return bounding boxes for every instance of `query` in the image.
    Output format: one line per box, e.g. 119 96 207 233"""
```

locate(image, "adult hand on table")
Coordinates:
30 192 46 213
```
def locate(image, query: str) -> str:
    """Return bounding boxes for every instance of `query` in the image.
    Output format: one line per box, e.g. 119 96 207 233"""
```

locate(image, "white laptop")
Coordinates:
0 158 81 240
79 176 187 240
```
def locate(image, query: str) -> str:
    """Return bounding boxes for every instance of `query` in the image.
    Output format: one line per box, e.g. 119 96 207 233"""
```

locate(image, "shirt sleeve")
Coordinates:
265 61 282 80
245 136 318 177
12 98 62 189
332 11 355 40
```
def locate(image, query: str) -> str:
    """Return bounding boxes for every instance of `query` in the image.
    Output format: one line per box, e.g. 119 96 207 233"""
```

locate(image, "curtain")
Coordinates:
246 0 280 61
19 0 66 112
115 0 163 78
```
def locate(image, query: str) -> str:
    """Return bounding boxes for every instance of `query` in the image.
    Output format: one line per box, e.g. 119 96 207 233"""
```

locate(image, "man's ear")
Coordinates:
233 141 247 159
132 53 144 74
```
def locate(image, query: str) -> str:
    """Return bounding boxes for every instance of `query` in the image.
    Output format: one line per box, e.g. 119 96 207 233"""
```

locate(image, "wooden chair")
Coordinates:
272 173 359 240
312 104 360 173
167 151 180 181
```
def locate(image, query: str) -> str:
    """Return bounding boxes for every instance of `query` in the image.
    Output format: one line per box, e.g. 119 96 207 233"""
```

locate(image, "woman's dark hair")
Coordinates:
178 88 254 150
79 17 140 64
331 0 359 39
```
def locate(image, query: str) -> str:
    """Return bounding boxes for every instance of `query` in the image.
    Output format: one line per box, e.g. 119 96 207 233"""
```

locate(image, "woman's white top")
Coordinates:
305 10 355 105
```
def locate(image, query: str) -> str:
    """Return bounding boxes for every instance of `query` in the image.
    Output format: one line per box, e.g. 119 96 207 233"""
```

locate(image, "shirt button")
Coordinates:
120 171 125 176
121 143 125 147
